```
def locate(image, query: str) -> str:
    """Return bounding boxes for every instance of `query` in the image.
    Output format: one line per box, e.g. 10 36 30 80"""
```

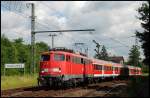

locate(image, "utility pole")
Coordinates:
85 47 88 56
93 40 101 54
135 36 138 47
49 34 57 49
30 3 36 74
93 40 101 59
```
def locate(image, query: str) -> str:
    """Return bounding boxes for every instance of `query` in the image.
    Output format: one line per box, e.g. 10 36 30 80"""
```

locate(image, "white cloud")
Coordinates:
1 1 145 60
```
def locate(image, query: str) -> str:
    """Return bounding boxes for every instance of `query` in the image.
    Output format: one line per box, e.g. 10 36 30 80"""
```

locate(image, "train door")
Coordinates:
112 66 115 78
66 55 71 76
83 59 85 81
102 65 104 79
82 59 87 82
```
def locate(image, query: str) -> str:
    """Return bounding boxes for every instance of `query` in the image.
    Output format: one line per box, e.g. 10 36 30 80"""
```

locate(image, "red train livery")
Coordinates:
38 48 142 87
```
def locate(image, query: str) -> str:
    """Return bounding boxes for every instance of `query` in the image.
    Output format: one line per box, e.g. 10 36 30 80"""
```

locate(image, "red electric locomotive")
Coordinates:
38 48 93 87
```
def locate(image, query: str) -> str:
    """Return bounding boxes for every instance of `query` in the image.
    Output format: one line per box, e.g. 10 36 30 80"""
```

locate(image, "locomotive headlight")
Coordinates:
44 68 48 72
41 68 48 73
52 67 61 72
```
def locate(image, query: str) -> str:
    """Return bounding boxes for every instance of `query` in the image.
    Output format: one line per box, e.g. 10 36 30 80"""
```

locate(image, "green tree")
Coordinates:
100 45 110 61
94 44 110 61
136 1 149 65
128 45 141 66
1 34 10 75
1 34 51 75
1 35 21 75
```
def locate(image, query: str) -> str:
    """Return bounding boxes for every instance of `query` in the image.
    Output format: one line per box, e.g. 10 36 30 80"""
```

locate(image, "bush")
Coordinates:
142 65 149 73
127 76 149 97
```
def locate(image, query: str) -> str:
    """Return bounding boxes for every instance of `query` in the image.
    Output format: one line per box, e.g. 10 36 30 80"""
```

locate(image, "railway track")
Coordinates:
1 80 128 97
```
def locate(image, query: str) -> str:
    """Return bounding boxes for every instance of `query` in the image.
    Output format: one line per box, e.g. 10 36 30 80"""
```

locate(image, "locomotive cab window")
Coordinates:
54 54 65 61
81 58 84 64
76 57 81 64
66 55 70 62
41 54 50 61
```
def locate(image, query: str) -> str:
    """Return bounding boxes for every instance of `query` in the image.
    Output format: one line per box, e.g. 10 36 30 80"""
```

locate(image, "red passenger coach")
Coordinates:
92 59 123 79
113 63 123 76
92 59 113 78
127 65 142 76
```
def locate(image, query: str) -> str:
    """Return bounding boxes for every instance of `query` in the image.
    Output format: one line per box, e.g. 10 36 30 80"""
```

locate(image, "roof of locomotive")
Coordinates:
41 47 90 60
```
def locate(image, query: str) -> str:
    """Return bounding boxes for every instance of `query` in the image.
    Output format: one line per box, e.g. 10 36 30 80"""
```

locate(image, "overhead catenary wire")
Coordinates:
36 1 62 30
2 1 141 60
39 1 57 13
1 1 29 17
105 36 131 48
1 1 53 31
91 35 132 56
1 5 29 19
1 3 31 38
2 2 59 38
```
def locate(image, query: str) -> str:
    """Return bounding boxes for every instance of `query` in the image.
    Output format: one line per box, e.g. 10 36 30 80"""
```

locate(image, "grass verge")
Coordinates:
1 74 38 90
142 73 149 76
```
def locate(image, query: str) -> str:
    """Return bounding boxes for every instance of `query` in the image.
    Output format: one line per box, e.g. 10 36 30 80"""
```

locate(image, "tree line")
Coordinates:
1 34 49 75
136 1 149 66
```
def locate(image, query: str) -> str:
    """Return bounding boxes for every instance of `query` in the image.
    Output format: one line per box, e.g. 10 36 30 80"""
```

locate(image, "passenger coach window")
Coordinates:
115 67 118 71
104 66 107 70
94 64 102 70
54 54 65 61
99 65 102 70
41 55 50 61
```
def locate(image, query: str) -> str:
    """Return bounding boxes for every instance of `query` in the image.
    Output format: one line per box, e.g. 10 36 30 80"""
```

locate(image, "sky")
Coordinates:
1 1 145 61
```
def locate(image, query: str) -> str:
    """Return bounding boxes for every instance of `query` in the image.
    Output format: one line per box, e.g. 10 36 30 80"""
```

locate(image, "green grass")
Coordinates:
1 74 38 90
142 73 149 76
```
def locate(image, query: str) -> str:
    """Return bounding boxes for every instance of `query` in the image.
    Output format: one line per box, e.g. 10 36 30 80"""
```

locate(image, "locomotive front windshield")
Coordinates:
54 54 65 61
41 54 50 61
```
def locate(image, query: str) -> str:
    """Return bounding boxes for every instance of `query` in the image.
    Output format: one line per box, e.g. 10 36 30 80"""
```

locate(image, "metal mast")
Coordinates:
49 34 57 49
30 3 36 74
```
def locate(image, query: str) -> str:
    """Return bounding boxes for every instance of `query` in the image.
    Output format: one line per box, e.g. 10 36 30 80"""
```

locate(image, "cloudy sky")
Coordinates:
1 1 145 61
